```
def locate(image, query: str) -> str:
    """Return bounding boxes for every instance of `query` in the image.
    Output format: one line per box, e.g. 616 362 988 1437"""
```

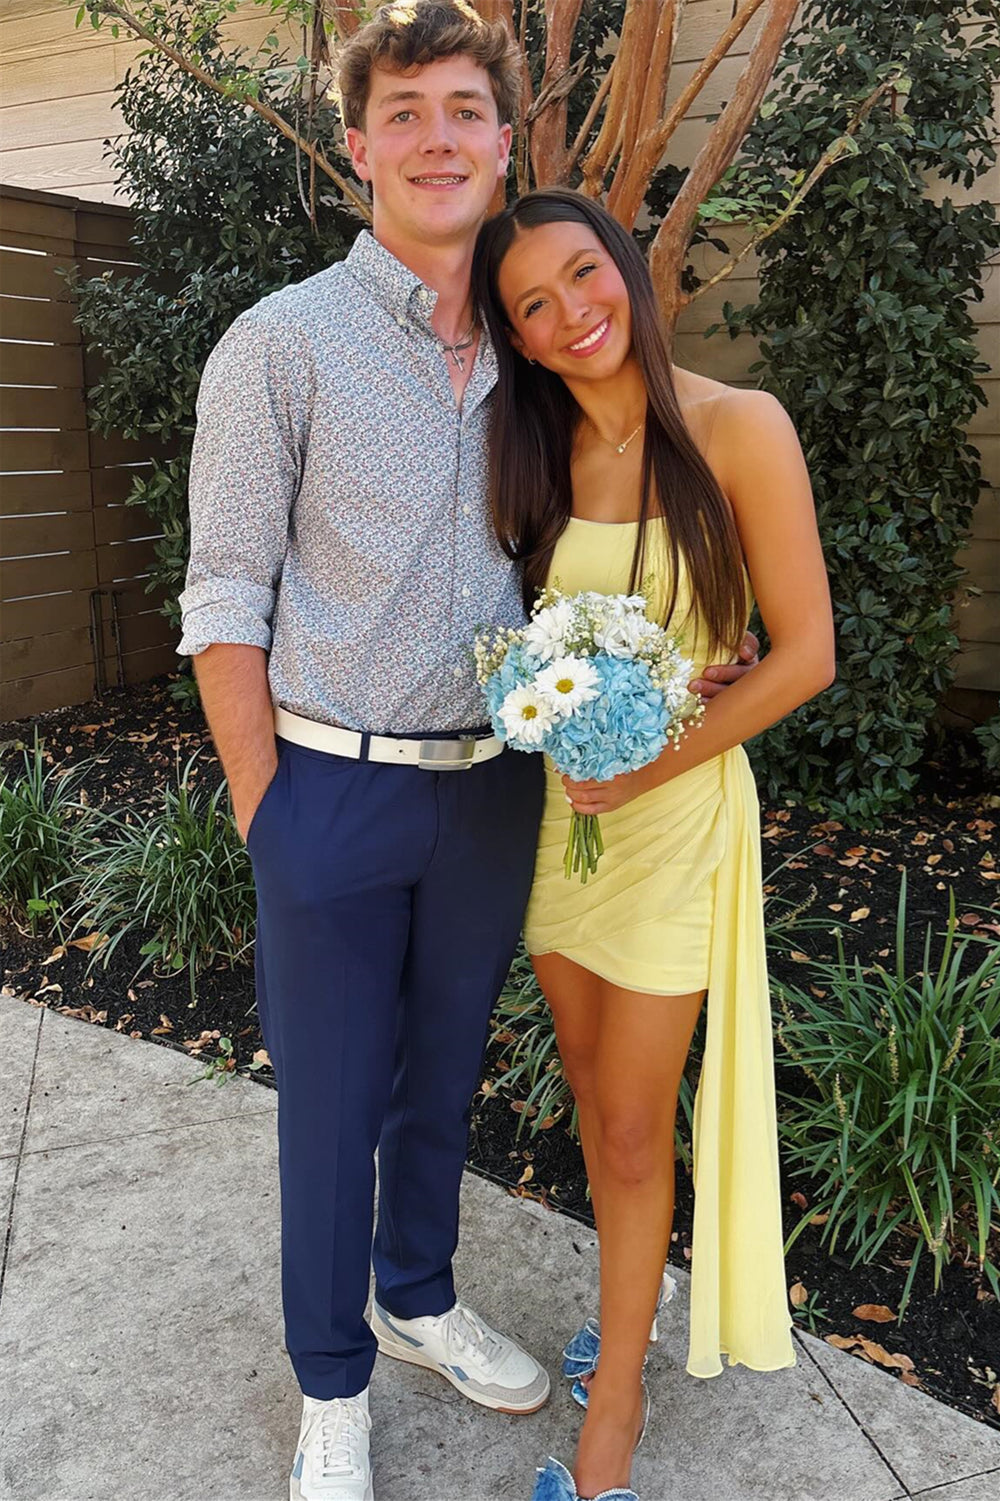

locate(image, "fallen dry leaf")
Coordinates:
854 1304 896 1323
810 1213 830 1226
518 1165 534 1185
790 1191 808 1209
856 1337 914 1373
68 932 108 953
57 1005 107 1025
992 1385 1000 1417
850 906 871 921
900 1372 921 1388
789 1282 809 1308
826 1335 858 1351
42 946 66 965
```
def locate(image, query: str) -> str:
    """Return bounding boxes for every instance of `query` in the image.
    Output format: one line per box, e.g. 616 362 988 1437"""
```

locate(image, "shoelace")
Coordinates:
441 1300 505 1369
310 1398 371 1479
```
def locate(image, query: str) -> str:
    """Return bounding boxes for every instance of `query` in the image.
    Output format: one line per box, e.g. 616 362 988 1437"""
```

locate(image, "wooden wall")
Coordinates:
0 185 176 720
1 0 996 706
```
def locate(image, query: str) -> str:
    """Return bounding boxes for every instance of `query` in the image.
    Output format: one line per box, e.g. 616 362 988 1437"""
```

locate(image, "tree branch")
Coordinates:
324 0 365 42
607 0 679 226
87 0 372 221
649 0 798 328
564 57 616 182
528 0 584 185
580 0 646 197
688 75 903 305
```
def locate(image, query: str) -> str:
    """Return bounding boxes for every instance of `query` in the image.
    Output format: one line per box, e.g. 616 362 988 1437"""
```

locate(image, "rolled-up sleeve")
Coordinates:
177 310 310 658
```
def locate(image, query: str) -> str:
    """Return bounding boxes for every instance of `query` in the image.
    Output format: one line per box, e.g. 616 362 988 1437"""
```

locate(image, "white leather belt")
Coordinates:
274 707 504 771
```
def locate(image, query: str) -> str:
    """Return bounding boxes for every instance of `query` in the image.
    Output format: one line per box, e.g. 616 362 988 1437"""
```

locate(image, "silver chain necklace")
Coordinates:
437 322 477 372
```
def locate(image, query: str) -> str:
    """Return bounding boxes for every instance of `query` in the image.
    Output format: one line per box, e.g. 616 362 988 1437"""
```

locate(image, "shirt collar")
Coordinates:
343 229 498 406
345 230 440 324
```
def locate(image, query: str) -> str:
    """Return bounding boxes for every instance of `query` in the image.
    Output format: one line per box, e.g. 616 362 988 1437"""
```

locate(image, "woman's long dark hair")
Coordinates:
471 187 746 656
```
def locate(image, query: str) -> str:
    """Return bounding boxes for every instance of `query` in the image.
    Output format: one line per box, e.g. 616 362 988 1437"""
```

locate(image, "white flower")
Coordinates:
593 609 659 658
534 656 601 717
498 684 559 745
522 599 575 662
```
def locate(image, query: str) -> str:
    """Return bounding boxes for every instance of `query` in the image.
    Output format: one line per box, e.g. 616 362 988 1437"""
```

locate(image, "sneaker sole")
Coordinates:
373 1328 550 1414
290 1473 374 1501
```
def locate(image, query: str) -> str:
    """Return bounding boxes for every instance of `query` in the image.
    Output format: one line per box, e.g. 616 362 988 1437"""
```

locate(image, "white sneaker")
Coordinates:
371 1298 550 1414
289 1387 373 1501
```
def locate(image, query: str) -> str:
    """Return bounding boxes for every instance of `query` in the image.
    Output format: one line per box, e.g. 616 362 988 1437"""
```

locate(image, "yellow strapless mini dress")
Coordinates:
524 516 795 1379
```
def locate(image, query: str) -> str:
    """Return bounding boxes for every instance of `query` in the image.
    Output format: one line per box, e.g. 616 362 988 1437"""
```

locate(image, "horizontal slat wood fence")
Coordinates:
0 182 177 722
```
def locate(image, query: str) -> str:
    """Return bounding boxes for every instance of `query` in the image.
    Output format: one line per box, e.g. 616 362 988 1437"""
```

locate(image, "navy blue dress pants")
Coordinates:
248 735 544 1400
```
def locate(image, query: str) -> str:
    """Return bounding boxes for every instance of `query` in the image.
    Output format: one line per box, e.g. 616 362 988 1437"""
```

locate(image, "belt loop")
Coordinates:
359 731 372 763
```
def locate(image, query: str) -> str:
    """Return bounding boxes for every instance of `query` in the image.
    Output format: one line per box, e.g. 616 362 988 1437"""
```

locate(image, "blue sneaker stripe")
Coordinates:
375 1303 425 1350
292 1451 304 1480
448 1364 468 1382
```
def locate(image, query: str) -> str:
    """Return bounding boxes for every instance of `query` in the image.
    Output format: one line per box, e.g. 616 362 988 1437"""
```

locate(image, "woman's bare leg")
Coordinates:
533 958 704 1498
532 952 607 1225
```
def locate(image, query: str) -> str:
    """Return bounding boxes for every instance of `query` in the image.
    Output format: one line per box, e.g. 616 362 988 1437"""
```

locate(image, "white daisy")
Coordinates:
498 684 559 745
522 598 575 662
534 656 601 717
594 610 659 658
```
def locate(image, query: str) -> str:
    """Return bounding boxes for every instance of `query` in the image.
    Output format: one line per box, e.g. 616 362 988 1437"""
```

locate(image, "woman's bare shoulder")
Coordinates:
674 368 793 460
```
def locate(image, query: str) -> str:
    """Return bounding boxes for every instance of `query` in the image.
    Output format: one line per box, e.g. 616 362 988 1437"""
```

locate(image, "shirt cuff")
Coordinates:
177 578 275 657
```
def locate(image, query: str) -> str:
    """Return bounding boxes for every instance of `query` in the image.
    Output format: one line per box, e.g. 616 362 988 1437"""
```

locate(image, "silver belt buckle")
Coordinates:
417 737 477 771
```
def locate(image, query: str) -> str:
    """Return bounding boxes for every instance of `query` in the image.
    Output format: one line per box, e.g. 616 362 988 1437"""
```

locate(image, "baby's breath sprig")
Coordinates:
473 624 519 686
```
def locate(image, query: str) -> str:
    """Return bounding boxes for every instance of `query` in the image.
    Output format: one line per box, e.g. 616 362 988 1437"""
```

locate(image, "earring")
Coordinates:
528 356 537 365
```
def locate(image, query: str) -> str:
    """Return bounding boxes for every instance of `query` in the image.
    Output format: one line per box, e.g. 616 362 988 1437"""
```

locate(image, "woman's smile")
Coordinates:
564 316 613 357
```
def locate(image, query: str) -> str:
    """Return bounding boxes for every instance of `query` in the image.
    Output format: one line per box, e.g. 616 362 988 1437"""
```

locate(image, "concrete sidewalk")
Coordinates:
1 994 998 1501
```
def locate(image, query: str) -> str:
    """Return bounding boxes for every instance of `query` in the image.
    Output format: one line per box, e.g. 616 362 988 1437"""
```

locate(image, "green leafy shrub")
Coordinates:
718 1 1000 817
67 2 354 632
0 737 85 934
71 754 256 998
973 704 1000 775
776 874 1000 1314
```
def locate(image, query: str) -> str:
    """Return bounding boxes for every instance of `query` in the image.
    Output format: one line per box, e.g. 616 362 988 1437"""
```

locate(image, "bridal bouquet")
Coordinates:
474 588 702 882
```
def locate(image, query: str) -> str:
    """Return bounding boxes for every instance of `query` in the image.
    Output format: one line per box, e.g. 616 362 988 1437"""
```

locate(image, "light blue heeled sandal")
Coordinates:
562 1271 676 1409
529 1456 639 1501
531 1374 650 1501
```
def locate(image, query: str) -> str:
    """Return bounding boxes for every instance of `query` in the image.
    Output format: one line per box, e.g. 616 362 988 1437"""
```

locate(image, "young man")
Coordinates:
178 5 755 1498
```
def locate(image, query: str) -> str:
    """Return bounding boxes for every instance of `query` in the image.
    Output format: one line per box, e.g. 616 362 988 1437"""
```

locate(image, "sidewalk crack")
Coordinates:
14 1105 279 1161
794 1330 915 1499
0 1007 45 1311
911 1466 1000 1496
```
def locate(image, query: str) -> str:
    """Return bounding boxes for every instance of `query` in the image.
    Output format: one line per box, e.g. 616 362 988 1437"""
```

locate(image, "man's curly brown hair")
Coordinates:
336 1 522 131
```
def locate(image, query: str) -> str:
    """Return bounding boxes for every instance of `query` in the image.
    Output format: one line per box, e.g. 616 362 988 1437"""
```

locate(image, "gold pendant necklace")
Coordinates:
590 418 644 455
612 422 643 455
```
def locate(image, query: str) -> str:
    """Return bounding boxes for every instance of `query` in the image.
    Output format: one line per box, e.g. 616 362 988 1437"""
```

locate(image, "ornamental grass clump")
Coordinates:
0 735 85 934
71 754 255 999
776 873 1000 1315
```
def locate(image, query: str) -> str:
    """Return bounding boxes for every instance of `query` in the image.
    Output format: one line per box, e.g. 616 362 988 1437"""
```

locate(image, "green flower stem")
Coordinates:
564 811 604 885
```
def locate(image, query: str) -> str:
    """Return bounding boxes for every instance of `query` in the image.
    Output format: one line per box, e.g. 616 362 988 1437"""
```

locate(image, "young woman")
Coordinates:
472 189 835 1501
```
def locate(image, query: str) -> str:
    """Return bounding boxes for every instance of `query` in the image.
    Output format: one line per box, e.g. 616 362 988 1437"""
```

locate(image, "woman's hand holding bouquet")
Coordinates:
475 588 703 882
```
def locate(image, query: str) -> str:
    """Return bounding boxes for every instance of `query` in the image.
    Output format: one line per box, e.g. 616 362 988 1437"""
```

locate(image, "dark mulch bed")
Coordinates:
2 676 998 1427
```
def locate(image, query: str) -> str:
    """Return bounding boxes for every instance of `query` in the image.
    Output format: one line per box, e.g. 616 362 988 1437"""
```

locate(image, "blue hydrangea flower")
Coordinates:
483 649 670 773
